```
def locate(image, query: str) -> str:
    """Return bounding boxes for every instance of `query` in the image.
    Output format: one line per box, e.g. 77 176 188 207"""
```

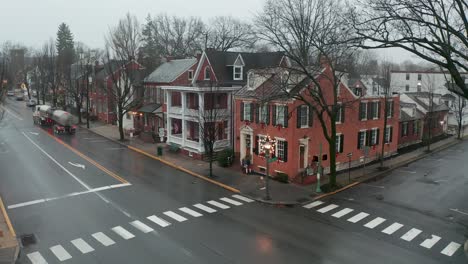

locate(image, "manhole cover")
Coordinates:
21 234 37 247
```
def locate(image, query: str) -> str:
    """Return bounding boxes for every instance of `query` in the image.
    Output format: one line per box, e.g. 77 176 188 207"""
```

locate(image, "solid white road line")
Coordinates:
8 199 46 209
164 211 188 222
347 212 369 223
147 215 171 227
0 105 23 120
131 220 154 233
382 223 404 235
331 208 354 218
317 204 339 213
401 228 422 242
71 238 95 254
420 235 441 249
27 252 48 264
193 203 217 213
220 197 243 206
50 245 72 261
111 226 135 240
303 201 324 209
440 242 461 256
92 232 115 246
364 217 386 229
179 207 203 217
232 194 254 203
207 200 230 209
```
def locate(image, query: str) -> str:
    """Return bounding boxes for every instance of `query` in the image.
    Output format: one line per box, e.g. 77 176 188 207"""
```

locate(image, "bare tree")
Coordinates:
41 39 59 107
106 13 144 141
204 16 257 51
256 0 359 188
423 75 437 152
451 92 466 139
198 84 231 177
350 0 468 99
378 60 393 168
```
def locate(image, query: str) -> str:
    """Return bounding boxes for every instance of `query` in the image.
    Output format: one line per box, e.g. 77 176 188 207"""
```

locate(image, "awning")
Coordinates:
137 103 162 114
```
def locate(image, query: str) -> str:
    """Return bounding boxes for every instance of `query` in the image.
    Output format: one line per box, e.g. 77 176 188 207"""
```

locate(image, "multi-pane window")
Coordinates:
336 104 344 123
299 105 309 127
233 66 243 80
384 126 393 143
418 74 422 80
371 128 378 145
386 100 394 118
357 131 366 149
336 134 344 153
413 120 419 135
371 101 379 119
405 85 409 92
359 102 368 120
243 103 252 121
259 104 269 124
276 139 288 162
204 67 211 80
188 70 194 80
276 105 286 126
402 122 408 136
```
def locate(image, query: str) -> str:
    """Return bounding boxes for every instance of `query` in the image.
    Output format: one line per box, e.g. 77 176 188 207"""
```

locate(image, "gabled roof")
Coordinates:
204 50 285 86
144 58 197 83
403 92 449 113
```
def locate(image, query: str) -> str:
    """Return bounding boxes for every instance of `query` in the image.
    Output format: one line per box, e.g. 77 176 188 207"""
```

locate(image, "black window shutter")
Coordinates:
240 102 244 121
255 136 259 155
308 106 313 127
366 130 371 146
357 132 362 149
297 106 302 128
272 105 277 126
340 134 344 153
377 102 381 118
390 127 393 142
284 106 289 128
359 103 363 120
376 129 380 145
255 103 260 123
266 105 270 125
367 102 371 119
390 101 394 118
283 141 288 162
250 103 255 121
341 105 345 123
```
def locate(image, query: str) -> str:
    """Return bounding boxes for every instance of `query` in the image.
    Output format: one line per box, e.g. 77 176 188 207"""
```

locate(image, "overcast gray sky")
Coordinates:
1 0 418 63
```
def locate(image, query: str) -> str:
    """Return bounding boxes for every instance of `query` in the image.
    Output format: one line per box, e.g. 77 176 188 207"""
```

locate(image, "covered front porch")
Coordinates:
134 103 165 143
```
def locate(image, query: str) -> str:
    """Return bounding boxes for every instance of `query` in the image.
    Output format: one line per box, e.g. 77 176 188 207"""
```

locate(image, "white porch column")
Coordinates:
181 91 186 147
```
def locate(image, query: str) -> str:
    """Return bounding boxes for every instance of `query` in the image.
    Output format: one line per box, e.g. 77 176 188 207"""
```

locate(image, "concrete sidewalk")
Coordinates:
81 121 460 205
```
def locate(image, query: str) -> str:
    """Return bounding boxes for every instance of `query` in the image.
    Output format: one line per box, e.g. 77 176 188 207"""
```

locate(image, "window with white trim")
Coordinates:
358 131 366 149
371 128 378 145
276 139 287 161
402 122 408 136
299 105 309 127
384 126 393 143
336 104 343 123
276 105 286 126
243 103 252 121
188 70 193 80
204 67 211 80
259 104 268 123
359 102 367 120
233 66 243 80
336 134 344 153
371 101 379 119
386 100 393 118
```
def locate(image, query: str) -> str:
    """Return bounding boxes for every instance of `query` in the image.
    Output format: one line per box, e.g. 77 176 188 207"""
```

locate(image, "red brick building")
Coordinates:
234 65 400 180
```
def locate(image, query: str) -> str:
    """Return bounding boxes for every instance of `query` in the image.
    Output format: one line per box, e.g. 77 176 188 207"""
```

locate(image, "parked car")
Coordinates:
7 90 14 96
26 99 37 106
15 95 24 101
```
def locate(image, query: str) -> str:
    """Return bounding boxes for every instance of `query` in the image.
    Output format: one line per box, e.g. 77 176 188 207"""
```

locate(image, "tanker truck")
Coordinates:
51 110 76 134
33 105 53 126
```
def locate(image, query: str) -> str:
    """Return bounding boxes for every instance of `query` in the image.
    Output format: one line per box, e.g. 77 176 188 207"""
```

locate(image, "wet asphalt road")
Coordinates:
0 98 465 263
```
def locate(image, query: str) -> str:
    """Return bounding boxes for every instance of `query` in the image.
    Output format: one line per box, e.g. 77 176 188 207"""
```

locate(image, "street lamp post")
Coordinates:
263 138 272 200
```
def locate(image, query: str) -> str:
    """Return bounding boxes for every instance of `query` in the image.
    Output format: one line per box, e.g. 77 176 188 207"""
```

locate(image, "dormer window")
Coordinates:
204 67 211 80
233 66 243 80
188 70 193 80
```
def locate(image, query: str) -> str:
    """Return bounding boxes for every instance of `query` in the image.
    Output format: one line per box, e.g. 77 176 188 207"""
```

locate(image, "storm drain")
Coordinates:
20 234 37 247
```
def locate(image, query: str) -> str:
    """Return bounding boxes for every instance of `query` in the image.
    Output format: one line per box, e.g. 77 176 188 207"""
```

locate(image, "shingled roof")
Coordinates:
144 58 197 83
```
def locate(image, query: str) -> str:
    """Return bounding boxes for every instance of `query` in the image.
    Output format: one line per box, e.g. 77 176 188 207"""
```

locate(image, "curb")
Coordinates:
0 196 16 238
312 181 361 201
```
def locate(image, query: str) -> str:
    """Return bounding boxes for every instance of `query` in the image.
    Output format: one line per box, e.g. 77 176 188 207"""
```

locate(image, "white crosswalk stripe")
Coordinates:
208 200 230 209
147 215 171 227
420 235 441 249
331 208 354 218
317 204 339 213
347 212 369 223
441 242 461 256
164 211 188 222
194 203 217 213
50 245 72 261
303 201 324 209
27 252 48 264
71 238 95 254
364 217 386 229
381 223 404 235
401 228 422 242
131 220 154 233
112 226 135 240
179 207 203 217
92 232 115 246
220 197 243 206
232 194 254 203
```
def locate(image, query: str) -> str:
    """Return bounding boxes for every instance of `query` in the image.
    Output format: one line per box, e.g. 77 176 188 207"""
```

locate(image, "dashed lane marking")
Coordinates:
164 211 188 222
364 217 386 229
111 226 135 240
440 242 461 256
232 194 254 203
382 222 404 235
92 232 115 246
207 200 230 209
50 245 72 261
27 252 48 264
331 208 354 218
130 220 154 233
193 203 217 213
179 207 203 217
347 212 369 223
147 215 171 227
401 228 422 242
420 235 441 249
303 201 324 209
220 197 243 206
317 204 339 213
71 238 95 254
